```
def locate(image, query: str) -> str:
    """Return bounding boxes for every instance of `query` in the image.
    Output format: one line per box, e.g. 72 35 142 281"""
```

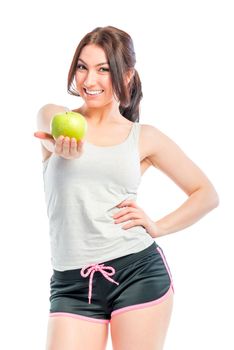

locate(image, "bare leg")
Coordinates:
110 287 174 350
46 315 109 350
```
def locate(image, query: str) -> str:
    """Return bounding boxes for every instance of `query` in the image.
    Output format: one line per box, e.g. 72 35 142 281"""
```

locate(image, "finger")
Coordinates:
77 139 84 147
77 140 84 152
70 138 77 156
122 219 143 230
117 200 138 208
113 207 138 219
34 131 54 140
114 212 140 223
55 135 64 154
62 137 70 156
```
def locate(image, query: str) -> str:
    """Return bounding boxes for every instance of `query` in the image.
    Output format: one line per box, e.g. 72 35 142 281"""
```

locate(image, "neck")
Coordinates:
75 102 122 126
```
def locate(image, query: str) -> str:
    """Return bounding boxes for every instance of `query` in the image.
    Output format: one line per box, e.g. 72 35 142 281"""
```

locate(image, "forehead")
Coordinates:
78 44 108 65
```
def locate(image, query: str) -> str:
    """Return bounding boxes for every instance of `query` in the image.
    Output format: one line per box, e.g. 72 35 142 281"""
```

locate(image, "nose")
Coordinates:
83 70 97 88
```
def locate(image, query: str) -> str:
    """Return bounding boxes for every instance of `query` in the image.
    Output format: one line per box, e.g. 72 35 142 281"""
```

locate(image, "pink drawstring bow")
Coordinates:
80 263 119 304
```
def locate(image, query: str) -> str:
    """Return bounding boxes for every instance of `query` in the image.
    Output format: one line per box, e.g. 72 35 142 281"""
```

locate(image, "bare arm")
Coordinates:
143 125 219 237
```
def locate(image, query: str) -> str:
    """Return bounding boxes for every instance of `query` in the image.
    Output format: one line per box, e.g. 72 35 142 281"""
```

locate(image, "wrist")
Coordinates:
152 221 167 238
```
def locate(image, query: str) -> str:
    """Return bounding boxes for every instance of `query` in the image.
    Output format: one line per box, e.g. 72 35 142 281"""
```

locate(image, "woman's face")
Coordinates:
75 44 117 108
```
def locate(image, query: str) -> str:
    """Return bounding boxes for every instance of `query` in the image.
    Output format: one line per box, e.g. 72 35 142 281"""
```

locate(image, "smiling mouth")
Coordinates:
83 88 104 96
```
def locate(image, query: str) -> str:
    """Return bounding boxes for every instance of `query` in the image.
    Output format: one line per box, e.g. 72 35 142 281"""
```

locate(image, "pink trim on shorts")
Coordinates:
156 247 175 293
49 312 109 324
110 284 173 318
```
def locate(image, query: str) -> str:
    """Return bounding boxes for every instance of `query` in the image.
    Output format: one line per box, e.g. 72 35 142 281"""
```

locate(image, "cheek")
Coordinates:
105 79 114 94
74 74 85 95
75 72 82 85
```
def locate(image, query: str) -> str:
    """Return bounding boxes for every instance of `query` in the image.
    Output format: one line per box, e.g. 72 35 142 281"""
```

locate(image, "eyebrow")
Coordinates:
78 58 109 67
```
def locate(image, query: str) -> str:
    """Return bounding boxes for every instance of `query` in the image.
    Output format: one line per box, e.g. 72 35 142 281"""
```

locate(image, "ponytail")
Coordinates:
119 69 143 123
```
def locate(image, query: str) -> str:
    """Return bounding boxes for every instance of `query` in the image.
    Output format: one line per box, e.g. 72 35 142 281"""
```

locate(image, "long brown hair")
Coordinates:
67 26 143 122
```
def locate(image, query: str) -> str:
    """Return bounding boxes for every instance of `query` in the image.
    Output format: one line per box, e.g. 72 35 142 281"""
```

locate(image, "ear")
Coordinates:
124 69 135 86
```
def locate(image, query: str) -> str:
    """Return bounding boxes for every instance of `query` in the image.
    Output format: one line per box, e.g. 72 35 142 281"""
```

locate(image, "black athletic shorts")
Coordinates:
49 241 174 324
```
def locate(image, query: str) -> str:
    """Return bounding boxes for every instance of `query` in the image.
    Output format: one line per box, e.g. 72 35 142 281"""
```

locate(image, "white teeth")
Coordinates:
85 88 103 95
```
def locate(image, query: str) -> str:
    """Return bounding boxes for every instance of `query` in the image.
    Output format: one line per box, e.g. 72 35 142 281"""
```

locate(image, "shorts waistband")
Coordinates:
53 241 157 281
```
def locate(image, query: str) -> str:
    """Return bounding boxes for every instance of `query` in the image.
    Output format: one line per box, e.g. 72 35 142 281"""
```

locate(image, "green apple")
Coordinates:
51 111 88 141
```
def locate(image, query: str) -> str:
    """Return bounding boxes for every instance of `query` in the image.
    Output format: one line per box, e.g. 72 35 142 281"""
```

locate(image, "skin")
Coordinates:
35 44 219 350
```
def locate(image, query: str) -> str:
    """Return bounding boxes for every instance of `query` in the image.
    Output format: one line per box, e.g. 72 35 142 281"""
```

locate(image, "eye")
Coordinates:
76 64 109 72
99 67 109 72
77 64 86 70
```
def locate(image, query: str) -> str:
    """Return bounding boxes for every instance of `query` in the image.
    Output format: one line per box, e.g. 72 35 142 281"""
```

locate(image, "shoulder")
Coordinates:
140 123 178 148
140 123 166 138
36 103 68 131
37 103 68 118
37 103 68 120
139 123 167 153
139 123 183 166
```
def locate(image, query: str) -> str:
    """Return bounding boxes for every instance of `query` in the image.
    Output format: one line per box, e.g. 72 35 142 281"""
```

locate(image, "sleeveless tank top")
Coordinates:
42 120 155 271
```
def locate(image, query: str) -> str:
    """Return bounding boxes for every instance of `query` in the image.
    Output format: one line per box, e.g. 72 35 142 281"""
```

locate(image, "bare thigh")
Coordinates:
110 287 174 350
46 316 109 350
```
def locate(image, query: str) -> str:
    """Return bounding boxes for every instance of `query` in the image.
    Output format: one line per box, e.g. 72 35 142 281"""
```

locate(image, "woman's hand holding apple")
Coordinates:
34 110 86 160
34 131 84 160
54 135 84 159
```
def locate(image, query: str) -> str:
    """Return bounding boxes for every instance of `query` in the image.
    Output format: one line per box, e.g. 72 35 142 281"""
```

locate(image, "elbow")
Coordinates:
206 187 220 210
193 184 220 210
212 194 220 208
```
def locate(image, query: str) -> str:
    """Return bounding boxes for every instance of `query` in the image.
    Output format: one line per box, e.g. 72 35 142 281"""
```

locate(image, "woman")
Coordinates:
34 26 219 350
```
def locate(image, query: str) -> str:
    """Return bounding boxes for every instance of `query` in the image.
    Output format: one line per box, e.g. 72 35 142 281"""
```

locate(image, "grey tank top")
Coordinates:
42 121 154 271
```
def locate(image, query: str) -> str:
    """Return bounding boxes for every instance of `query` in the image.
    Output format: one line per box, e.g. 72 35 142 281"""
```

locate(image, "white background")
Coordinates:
1 0 233 349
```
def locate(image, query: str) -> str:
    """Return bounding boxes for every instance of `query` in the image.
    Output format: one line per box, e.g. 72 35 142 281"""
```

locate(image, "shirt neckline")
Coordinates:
84 122 136 149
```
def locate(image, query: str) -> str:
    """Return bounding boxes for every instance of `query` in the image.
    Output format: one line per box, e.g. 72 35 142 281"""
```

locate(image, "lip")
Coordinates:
83 88 104 98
